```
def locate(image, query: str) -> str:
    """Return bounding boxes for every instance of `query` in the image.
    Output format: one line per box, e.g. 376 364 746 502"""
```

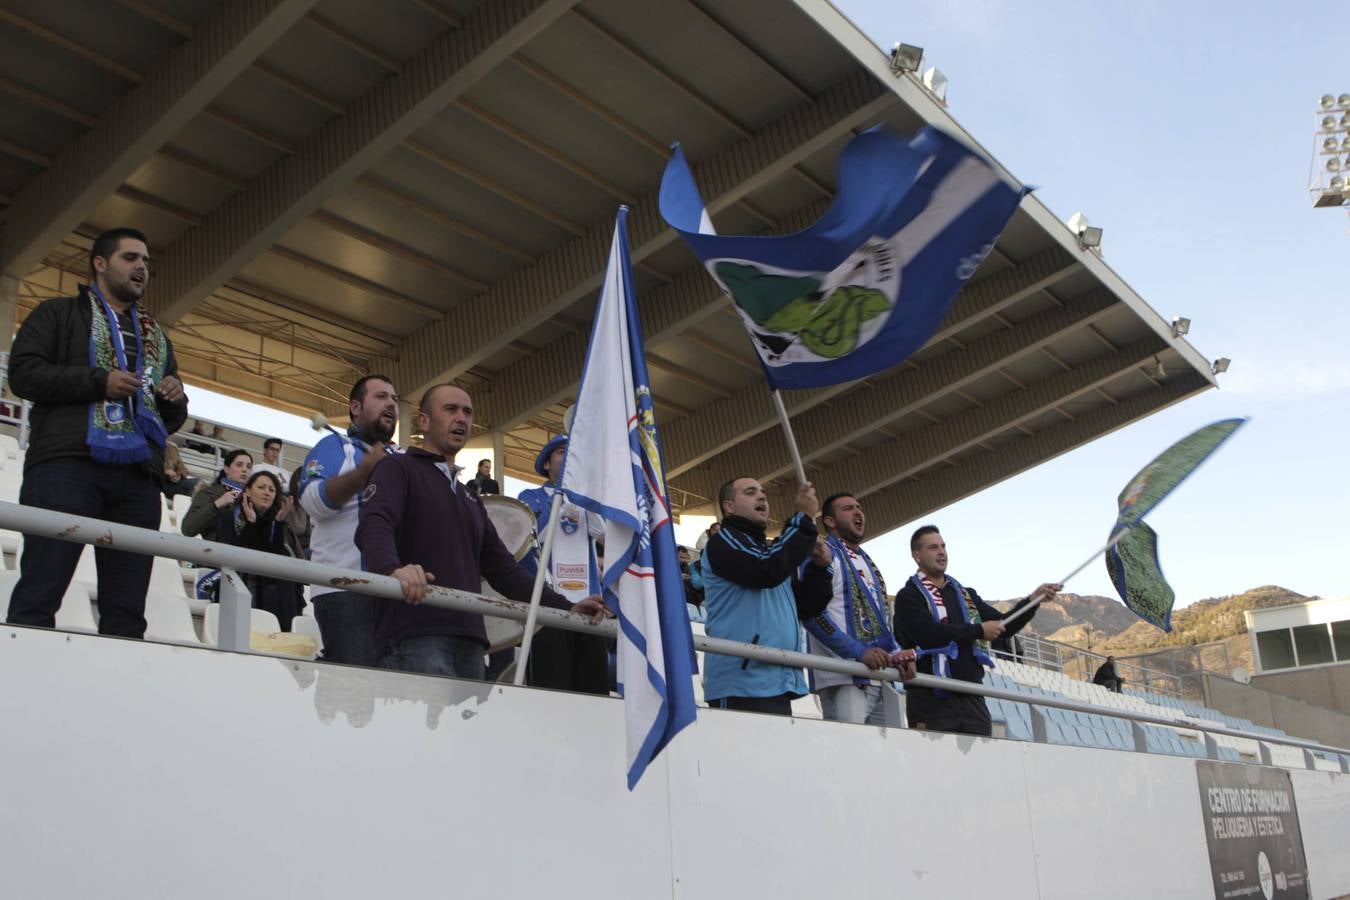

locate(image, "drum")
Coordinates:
481 495 537 561
481 495 542 652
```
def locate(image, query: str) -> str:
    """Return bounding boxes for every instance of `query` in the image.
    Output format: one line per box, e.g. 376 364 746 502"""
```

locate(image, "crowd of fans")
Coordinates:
2 227 1075 738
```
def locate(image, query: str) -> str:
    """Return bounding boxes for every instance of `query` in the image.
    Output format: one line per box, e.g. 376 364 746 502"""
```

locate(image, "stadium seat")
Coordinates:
1264 743 1307 769
0 459 23 503
171 492 192 527
0 570 96 631
291 614 324 656
0 529 21 569
791 693 823 719
58 545 101 601
144 592 201 644
56 581 98 630
202 604 282 646
149 554 190 599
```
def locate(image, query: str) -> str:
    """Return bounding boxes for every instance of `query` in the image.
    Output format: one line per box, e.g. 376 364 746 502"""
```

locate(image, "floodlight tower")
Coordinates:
1309 93 1350 211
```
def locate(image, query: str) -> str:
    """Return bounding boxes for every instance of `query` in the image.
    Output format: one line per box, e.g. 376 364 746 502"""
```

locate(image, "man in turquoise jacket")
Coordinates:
702 476 833 716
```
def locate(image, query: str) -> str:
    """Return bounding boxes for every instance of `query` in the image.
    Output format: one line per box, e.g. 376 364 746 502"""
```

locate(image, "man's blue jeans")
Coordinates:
379 635 487 680
313 590 380 666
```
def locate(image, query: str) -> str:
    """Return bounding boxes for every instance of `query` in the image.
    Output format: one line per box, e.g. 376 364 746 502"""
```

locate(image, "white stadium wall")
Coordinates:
1 626 1346 900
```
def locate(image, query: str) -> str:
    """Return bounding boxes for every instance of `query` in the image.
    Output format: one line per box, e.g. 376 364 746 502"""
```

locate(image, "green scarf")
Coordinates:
86 286 169 463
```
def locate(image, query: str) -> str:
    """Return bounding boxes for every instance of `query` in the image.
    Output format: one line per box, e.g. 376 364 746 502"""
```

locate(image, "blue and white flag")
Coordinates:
659 127 1027 389
561 206 698 790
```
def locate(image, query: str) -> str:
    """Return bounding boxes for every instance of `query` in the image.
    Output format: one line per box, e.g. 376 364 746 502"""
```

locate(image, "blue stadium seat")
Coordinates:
993 663 1304 758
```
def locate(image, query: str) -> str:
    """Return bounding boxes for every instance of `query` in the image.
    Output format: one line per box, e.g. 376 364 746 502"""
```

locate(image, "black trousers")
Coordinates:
905 686 993 736
251 578 304 632
525 627 610 695
711 693 795 717
6 457 160 638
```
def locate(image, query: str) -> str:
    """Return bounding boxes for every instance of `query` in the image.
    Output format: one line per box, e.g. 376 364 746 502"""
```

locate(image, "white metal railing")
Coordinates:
1 501 1347 768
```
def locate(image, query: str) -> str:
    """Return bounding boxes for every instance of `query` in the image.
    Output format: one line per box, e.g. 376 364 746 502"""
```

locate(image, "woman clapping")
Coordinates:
214 470 306 630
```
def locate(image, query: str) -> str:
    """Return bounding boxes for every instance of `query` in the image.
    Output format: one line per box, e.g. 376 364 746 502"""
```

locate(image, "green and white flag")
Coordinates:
1105 418 1247 631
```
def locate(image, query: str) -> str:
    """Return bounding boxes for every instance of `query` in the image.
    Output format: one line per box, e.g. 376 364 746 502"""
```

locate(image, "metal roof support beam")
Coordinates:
661 246 1080 481
569 7 827 200
174 365 336 418
850 373 1210 539
797 336 1169 504
375 75 891 399
671 287 1119 500
0 0 318 279
149 0 580 325
471 198 833 430
0 77 96 127
265 246 445 319
353 176 534 265
380 70 894 400
219 280 400 350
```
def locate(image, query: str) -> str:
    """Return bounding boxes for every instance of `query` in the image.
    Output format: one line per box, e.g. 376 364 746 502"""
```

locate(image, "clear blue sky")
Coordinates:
835 0 1349 607
190 0 1347 615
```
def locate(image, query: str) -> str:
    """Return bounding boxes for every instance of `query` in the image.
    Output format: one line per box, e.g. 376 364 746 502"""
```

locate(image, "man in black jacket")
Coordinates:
5 228 188 638
893 525 1060 736
1093 656 1124 693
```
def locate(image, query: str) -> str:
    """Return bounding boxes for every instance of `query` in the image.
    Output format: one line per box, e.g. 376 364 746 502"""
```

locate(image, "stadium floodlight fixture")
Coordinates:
890 43 924 75
1324 137 1341 153
1211 357 1231 375
1342 113 1350 128
922 66 949 103
1340 93 1350 107
1066 212 1102 251
1327 157 1343 173
1170 316 1191 338
1322 116 1338 131
1342 136 1350 152
1322 94 1337 109
1331 175 1347 191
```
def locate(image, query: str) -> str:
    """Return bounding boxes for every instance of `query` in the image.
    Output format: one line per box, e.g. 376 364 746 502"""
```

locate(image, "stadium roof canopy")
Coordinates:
0 0 1216 534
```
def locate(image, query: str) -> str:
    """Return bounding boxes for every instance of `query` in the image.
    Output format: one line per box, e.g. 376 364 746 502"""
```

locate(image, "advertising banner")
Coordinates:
1196 761 1309 899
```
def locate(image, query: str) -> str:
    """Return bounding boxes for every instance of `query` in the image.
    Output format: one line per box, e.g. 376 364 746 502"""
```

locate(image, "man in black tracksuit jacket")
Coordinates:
5 229 188 637
893 525 1060 736
700 477 834 716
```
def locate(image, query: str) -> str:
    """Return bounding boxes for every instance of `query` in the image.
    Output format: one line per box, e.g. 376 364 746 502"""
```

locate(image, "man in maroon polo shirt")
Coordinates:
355 384 608 678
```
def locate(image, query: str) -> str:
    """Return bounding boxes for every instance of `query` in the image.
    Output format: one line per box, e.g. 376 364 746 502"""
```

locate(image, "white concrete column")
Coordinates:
395 400 415 449
492 430 506 484
0 273 19 355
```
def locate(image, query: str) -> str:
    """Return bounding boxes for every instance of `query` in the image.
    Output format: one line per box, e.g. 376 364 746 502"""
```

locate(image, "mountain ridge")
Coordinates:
990 585 1314 663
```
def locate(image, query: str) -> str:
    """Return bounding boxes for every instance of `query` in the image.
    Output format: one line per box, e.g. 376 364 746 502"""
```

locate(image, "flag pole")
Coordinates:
1000 526 1131 628
512 489 565 686
770 389 808 485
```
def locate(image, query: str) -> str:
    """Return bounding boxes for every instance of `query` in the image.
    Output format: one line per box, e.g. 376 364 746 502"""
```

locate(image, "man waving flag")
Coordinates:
561 206 698 789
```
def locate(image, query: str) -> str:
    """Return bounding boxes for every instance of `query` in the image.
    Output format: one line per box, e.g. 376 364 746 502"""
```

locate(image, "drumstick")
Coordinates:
309 413 342 439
